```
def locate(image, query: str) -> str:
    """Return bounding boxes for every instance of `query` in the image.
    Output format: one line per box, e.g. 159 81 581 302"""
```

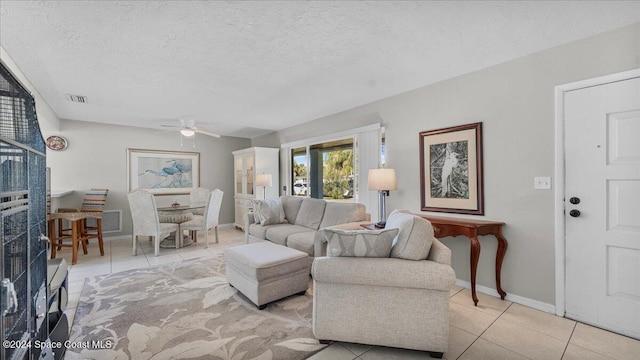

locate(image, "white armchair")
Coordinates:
311 210 456 358
127 190 179 256
181 189 223 248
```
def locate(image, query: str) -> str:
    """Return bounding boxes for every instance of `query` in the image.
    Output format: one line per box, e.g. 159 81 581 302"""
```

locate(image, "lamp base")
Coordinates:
374 221 386 229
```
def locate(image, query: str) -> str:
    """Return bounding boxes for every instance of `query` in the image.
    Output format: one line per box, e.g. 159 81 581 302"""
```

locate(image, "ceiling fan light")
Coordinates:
180 129 195 137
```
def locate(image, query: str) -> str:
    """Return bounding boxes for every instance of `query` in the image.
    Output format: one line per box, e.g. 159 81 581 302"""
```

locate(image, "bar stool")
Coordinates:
58 189 109 248
49 212 103 264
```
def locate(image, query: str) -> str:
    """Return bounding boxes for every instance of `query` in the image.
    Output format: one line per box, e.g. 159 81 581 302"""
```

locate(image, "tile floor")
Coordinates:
59 227 640 360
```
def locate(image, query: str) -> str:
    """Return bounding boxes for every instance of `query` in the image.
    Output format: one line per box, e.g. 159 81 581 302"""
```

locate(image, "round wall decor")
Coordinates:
46 135 68 151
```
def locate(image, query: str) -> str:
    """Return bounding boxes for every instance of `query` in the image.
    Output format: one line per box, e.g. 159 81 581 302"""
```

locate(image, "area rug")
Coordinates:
67 254 325 359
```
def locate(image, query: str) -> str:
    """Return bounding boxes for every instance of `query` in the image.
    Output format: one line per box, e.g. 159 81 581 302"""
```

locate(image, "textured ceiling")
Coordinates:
1 1 639 138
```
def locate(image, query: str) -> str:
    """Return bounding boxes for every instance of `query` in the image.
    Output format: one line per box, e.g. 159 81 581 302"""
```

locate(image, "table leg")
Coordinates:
71 220 79 265
495 234 508 300
80 224 88 255
97 219 105 256
48 219 57 259
470 235 481 306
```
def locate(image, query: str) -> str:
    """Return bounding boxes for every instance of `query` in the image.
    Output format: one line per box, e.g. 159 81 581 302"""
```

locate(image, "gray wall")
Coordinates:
252 22 640 305
45 119 251 237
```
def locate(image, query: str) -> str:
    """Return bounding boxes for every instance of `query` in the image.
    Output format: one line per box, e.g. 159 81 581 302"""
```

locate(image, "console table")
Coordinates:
418 215 508 306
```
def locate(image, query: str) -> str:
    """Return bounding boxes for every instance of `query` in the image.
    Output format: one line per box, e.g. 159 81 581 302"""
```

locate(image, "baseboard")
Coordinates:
103 234 131 241
105 223 237 242
455 279 556 314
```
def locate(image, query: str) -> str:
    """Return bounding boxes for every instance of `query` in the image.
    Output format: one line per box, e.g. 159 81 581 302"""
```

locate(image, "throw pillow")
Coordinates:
319 228 399 258
294 198 327 230
386 209 434 260
280 196 304 224
252 202 262 224
252 199 286 226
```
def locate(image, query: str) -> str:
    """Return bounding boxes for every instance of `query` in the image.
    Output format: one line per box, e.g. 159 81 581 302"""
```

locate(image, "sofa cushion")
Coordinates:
265 225 315 246
252 199 286 225
294 198 327 230
386 210 434 261
286 231 316 257
280 196 304 224
248 222 290 240
319 228 399 258
319 202 368 229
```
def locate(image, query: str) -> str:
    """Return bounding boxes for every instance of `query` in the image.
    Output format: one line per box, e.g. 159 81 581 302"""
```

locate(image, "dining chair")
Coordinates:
189 187 210 215
181 189 223 248
127 189 179 256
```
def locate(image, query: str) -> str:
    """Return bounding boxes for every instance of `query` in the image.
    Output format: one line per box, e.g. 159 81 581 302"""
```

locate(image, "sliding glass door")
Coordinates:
282 124 382 213
291 147 308 197
290 138 354 202
311 138 354 202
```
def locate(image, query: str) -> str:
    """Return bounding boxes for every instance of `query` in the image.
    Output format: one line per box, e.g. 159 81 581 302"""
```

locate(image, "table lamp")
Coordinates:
255 173 272 199
368 168 397 228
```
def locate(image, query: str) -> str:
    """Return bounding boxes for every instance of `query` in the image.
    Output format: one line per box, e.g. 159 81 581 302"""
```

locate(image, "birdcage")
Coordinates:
0 62 48 360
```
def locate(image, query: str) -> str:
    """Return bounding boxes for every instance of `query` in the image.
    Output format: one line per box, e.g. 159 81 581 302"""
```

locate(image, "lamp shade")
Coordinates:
368 168 397 191
255 173 272 187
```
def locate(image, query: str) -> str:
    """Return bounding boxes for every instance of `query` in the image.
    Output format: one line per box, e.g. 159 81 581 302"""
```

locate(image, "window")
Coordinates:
282 124 381 210
290 139 354 202
309 138 354 202
291 147 308 197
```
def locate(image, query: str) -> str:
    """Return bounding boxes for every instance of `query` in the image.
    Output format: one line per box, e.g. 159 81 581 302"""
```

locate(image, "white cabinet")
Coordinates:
232 147 279 229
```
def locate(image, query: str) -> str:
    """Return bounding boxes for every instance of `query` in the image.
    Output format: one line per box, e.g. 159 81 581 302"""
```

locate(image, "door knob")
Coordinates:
569 197 580 205
569 209 581 217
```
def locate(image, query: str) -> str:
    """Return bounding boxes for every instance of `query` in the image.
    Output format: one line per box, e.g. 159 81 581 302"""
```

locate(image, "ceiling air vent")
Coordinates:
64 94 88 103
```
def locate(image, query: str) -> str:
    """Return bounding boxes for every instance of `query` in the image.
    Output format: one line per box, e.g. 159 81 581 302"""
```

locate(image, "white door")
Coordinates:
565 76 640 339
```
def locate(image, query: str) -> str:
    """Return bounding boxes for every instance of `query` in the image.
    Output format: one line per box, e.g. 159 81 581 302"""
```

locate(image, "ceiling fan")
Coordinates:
160 118 221 138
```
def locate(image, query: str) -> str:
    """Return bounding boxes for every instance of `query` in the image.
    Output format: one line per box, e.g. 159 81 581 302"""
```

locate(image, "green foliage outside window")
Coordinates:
293 162 307 178
323 149 353 199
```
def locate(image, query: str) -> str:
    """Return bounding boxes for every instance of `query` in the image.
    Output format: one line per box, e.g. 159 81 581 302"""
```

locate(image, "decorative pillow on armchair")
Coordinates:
386 209 434 260
318 228 399 258
252 199 286 225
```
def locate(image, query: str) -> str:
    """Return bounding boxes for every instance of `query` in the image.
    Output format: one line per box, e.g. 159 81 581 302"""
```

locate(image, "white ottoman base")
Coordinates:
224 242 310 309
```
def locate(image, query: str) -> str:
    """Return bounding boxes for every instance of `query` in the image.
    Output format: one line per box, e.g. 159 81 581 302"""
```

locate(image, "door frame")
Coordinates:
554 68 640 317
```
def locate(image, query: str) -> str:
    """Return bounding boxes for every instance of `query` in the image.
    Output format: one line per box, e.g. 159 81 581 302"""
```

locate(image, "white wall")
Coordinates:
45 119 251 237
1 46 60 132
253 22 640 305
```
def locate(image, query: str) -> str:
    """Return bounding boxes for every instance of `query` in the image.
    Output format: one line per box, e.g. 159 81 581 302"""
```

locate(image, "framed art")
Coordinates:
419 122 484 215
127 148 200 195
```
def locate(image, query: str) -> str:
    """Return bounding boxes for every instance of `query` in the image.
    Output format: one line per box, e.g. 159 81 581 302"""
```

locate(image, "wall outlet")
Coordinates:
534 176 552 190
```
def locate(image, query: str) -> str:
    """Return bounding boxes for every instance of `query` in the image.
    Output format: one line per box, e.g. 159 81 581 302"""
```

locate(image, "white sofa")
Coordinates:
244 196 371 259
311 210 456 357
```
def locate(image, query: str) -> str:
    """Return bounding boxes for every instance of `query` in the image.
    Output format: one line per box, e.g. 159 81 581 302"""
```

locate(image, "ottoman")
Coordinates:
224 242 310 309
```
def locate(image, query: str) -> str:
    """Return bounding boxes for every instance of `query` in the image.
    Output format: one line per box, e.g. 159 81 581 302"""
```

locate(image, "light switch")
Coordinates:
534 177 552 190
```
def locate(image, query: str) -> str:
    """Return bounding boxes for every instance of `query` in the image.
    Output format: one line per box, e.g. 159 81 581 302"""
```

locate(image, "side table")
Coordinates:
418 215 507 306
359 223 379 230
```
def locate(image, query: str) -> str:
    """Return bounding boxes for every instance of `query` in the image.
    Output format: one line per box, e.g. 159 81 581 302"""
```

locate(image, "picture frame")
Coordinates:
127 148 200 195
419 122 484 215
